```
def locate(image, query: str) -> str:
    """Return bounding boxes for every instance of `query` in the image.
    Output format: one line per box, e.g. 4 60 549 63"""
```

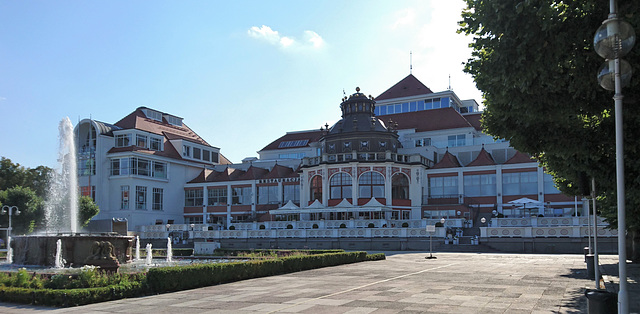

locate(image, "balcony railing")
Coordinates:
302 152 433 167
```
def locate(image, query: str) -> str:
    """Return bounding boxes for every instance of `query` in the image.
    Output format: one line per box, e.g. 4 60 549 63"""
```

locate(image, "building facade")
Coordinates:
75 107 227 229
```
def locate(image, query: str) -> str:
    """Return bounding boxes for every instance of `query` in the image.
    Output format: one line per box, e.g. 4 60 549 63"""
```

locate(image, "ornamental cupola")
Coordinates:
321 87 401 155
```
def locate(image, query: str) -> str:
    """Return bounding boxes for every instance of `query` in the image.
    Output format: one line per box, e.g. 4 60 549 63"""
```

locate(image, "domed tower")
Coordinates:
322 87 400 157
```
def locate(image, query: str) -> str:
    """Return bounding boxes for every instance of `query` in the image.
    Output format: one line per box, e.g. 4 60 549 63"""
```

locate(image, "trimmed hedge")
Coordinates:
212 248 344 256
0 281 147 307
1 251 385 307
147 251 369 293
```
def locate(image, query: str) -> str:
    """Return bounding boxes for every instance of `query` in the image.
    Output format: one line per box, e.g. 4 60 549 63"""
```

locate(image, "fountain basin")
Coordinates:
11 234 134 268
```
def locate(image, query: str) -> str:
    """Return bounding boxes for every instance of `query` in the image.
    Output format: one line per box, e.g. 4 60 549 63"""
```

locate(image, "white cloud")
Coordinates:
304 30 324 48
248 25 324 50
392 8 416 29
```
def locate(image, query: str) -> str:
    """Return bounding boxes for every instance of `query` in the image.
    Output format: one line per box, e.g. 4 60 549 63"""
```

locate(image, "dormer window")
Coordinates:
165 115 183 126
150 137 162 151
115 134 131 147
142 109 162 121
183 145 191 157
136 134 148 148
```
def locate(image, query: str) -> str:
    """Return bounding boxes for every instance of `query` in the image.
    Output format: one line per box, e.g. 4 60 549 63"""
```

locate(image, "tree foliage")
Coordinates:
0 186 44 234
0 157 52 198
79 196 100 227
459 0 640 232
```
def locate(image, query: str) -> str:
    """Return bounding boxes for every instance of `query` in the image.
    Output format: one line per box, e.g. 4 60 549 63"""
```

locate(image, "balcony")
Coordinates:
302 152 433 167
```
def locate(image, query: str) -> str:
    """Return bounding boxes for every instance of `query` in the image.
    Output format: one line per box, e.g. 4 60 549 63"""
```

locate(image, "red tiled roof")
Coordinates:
114 108 213 147
432 151 462 169
505 151 536 164
463 113 483 131
187 169 212 184
260 130 325 151
236 166 269 181
382 107 475 132
466 148 496 167
375 74 433 101
263 164 295 179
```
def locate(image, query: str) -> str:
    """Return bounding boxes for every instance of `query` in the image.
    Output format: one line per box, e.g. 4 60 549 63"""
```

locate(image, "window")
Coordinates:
232 187 252 205
208 188 227 205
80 186 96 201
115 134 131 147
279 153 305 159
415 139 423 147
152 161 167 179
111 157 166 178
185 216 203 224
135 186 147 210
359 172 385 199
202 150 210 161
152 188 163 211
120 186 129 210
283 184 300 205
166 116 182 126
502 172 537 195
143 109 162 121
258 185 279 204
392 174 409 199
193 147 201 159
78 158 95 176
330 173 352 199
464 174 496 197
135 158 150 176
429 176 458 197
310 176 323 202
150 137 162 151
543 173 561 194
423 138 432 146
211 152 219 163
448 134 466 147
278 140 309 148
183 145 191 157
185 189 203 206
136 134 148 148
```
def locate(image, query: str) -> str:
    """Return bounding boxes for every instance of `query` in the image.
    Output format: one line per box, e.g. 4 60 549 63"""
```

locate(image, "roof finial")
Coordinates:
355 87 360 93
410 51 413 74
448 74 452 91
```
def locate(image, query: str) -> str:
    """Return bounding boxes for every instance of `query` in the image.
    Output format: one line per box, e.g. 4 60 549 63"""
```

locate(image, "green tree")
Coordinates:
79 196 100 227
459 0 640 258
0 186 44 234
0 157 52 198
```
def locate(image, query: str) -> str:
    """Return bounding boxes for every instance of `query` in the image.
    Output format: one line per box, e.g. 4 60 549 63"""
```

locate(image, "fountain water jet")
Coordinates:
166 237 173 263
135 236 141 261
54 239 64 268
145 243 153 266
10 117 133 268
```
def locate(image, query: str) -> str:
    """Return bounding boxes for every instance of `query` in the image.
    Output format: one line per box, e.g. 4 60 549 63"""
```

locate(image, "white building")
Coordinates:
75 107 228 230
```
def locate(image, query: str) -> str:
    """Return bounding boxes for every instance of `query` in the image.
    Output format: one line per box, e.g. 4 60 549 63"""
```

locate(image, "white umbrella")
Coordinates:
508 198 544 216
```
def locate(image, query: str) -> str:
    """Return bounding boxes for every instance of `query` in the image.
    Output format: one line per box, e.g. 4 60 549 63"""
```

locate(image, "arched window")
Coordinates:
330 173 352 199
359 171 385 199
310 175 323 202
392 174 409 199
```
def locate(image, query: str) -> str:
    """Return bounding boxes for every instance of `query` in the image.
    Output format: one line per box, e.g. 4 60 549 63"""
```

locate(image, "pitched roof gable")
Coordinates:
432 151 462 169
505 151 536 164
236 166 269 181
114 108 213 147
466 148 496 167
463 112 483 131
263 164 295 179
376 74 433 101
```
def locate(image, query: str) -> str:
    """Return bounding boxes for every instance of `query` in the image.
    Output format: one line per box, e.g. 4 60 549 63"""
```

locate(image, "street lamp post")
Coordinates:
593 2 635 312
1 205 21 237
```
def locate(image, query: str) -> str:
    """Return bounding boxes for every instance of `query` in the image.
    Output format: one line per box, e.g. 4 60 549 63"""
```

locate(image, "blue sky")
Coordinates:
0 0 482 169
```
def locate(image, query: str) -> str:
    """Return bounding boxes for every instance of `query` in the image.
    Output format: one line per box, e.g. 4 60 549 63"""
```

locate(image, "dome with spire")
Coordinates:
321 87 401 155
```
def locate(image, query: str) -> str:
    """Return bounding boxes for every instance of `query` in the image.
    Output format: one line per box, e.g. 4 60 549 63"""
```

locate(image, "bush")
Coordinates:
365 253 386 261
401 222 409 228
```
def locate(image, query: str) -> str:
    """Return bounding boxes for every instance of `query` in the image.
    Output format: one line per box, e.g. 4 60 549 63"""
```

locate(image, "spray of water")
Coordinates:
166 237 173 263
145 243 153 266
44 118 79 234
54 239 64 268
135 236 141 261
6 236 12 264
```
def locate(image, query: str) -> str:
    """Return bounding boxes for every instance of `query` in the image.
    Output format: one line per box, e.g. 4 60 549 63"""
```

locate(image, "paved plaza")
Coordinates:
1 252 638 313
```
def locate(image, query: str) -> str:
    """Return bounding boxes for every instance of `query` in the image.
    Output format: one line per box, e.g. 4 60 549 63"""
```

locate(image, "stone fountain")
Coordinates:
10 118 133 270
